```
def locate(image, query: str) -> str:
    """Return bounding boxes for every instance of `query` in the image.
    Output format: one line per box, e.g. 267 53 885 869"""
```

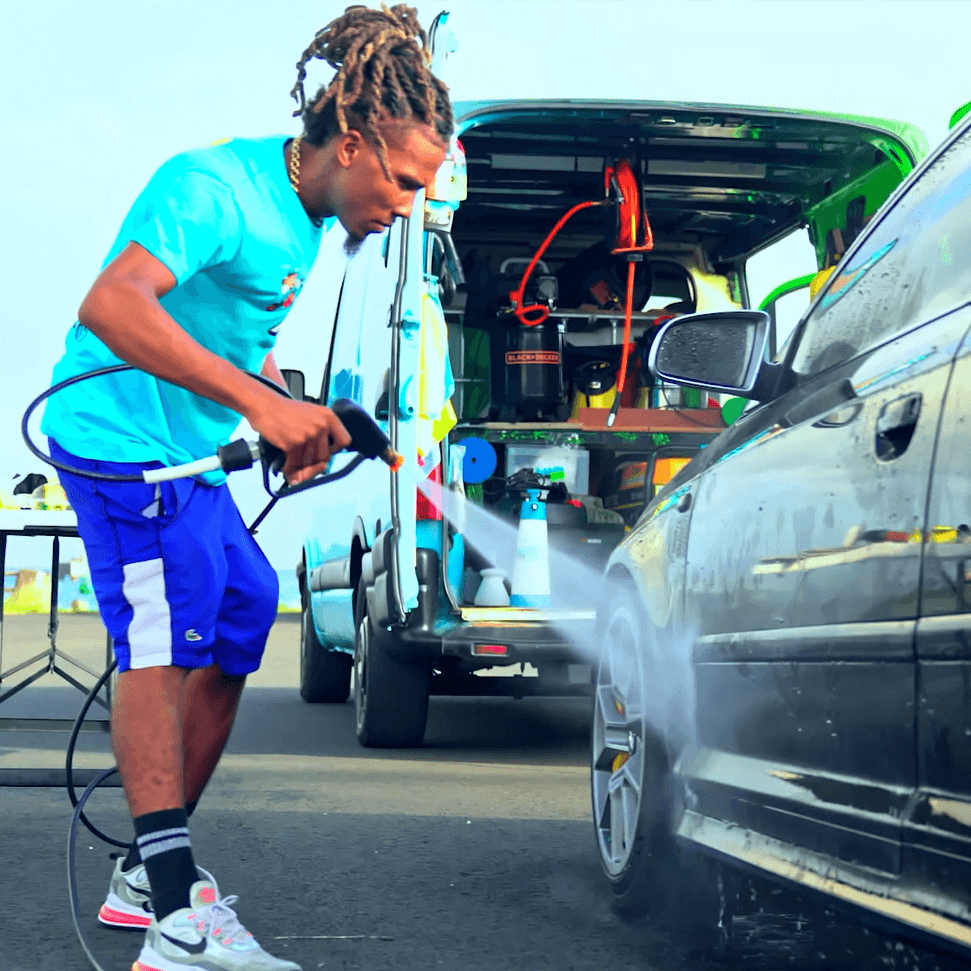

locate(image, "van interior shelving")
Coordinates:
425 102 916 604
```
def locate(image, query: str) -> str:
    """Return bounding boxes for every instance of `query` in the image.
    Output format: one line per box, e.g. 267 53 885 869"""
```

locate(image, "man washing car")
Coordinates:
41 5 451 969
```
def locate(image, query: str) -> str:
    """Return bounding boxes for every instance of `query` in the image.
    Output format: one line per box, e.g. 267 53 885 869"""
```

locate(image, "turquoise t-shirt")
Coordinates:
41 136 336 484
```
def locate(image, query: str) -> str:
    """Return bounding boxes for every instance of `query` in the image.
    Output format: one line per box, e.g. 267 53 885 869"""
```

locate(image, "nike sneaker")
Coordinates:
99 857 219 930
131 880 301 971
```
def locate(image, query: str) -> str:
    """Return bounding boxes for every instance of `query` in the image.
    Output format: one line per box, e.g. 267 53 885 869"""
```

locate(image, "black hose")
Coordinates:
63 662 127 971
22 364 293 482
65 657 128 848
41 364 394 971
67 768 120 971
22 365 145 481
30 363 288 968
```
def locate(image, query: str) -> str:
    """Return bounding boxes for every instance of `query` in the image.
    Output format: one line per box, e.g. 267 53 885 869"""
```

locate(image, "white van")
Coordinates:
291 97 926 748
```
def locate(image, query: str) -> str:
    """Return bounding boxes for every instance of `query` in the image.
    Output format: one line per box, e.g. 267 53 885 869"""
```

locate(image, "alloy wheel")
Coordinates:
353 613 369 734
592 602 646 876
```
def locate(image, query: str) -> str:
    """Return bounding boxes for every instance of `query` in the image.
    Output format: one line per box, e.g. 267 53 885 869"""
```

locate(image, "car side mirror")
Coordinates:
648 310 771 398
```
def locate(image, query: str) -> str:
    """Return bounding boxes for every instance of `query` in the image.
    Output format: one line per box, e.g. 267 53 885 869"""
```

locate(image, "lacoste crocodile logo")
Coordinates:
185 629 203 642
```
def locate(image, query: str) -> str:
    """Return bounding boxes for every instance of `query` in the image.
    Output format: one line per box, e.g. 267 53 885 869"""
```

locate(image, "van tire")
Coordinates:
353 586 430 748
299 585 352 703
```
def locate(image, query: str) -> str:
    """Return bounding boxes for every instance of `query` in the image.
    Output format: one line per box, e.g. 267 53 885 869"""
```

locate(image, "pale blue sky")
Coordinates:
1 0 966 568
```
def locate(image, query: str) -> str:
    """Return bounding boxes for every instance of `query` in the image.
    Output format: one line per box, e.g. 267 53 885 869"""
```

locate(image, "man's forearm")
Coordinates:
79 282 279 425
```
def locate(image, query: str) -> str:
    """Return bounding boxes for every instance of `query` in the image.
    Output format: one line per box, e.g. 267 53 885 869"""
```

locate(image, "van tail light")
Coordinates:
416 464 443 521
473 643 509 656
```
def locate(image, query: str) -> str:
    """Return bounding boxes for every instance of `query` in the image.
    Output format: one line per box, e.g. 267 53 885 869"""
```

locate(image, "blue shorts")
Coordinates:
51 440 278 675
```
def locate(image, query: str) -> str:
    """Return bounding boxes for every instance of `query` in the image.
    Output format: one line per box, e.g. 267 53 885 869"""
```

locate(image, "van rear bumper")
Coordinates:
401 618 595 663
401 622 594 697
390 548 596 696
403 548 596 658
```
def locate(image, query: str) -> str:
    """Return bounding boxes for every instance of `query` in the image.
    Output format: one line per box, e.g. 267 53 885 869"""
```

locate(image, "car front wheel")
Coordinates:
591 584 734 949
591 589 675 915
353 586 430 748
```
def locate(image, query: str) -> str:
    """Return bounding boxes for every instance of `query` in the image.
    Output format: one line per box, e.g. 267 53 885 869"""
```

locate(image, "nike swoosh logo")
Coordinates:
124 880 149 897
161 931 207 955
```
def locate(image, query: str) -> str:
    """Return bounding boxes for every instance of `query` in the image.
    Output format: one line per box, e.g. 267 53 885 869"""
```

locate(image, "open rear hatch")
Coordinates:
451 100 926 275
430 100 926 624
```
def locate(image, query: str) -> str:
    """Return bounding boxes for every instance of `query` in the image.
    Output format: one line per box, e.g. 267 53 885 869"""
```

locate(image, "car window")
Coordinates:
791 127 971 378
324 229 399 407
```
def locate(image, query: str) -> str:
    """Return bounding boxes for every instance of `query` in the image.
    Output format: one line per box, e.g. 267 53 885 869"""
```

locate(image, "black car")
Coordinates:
591 112 971 961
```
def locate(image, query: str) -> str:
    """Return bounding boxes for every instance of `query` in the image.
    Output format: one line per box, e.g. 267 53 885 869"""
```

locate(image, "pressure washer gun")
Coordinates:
22 365 404 535
218 397 403 498
215 398 404 533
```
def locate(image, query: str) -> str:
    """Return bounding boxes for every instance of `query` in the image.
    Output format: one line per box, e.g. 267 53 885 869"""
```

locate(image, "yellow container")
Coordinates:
32 483 71 511
569 385 618 419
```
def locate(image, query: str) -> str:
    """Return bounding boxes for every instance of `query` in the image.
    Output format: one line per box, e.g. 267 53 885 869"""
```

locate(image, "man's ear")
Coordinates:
334 129 366 169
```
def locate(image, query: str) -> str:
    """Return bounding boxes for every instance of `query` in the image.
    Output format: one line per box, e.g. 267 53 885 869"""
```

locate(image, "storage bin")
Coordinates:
505 445 590 496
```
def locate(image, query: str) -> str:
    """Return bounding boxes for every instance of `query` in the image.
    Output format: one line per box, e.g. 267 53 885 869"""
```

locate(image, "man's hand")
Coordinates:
248 398 352 485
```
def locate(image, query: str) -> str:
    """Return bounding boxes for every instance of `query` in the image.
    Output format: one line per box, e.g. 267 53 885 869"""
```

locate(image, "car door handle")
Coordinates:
677 491 692 513
875 392 922 461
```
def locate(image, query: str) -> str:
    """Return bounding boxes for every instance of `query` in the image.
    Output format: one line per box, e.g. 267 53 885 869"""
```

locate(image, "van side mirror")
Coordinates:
280 368 318 404
648 310 771 397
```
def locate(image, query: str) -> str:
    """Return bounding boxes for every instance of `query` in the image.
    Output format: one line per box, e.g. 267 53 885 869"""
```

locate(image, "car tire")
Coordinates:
591 583 735 949
591 587 676 915
299 584 352 703
353 586 430 748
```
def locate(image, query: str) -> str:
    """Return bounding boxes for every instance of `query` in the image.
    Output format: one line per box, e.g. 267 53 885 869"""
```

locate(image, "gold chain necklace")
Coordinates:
288 135 303 195
288 135 322 227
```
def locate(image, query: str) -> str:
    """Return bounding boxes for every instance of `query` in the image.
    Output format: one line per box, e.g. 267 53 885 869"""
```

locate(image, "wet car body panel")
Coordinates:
680 311 969 878
609 488 692 635
908 329 971 913
596 118 971 954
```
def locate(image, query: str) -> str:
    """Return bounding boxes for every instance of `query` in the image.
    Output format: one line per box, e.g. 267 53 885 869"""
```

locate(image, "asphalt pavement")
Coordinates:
0 614 968 971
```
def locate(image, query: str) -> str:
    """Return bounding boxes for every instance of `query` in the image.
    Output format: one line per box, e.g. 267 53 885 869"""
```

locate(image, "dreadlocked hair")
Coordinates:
291 3 454 179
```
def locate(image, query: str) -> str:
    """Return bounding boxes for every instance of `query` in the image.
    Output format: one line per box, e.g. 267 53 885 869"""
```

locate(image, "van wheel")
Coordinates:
299 585 352 703
353 586 430 748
